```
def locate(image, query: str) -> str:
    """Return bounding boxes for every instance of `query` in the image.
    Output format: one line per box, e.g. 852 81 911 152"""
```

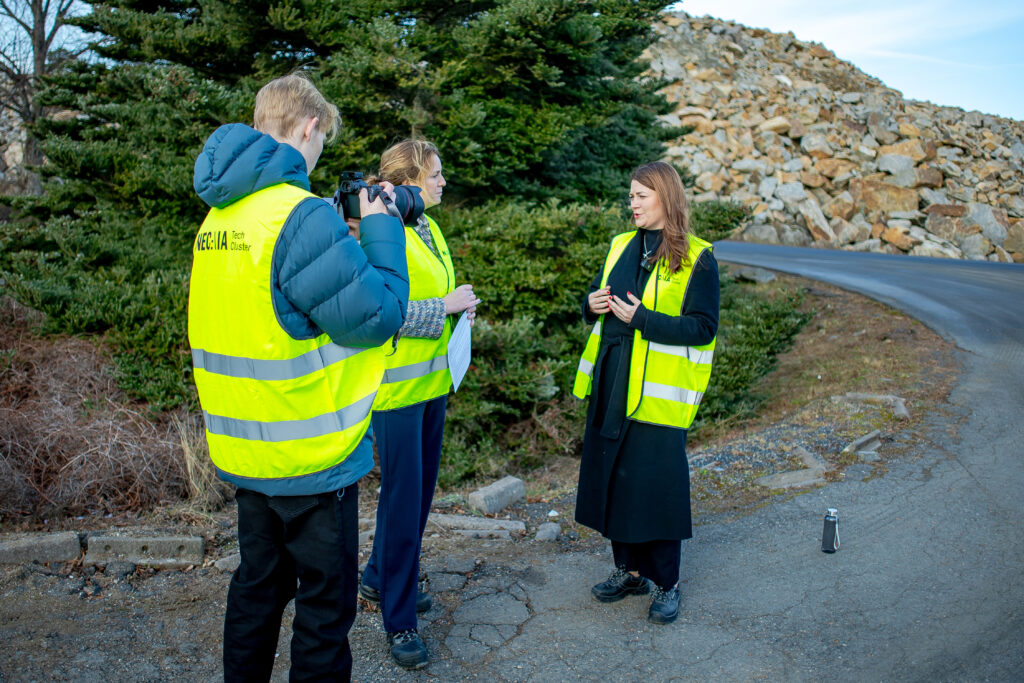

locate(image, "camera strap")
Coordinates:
382 195 403 221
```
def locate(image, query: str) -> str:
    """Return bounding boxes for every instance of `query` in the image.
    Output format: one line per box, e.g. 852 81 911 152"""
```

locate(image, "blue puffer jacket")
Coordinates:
193 123 409 496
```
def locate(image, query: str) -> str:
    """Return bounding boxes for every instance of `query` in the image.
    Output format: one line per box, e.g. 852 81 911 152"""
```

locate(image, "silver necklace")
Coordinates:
641 232 656 272
642 232 653 261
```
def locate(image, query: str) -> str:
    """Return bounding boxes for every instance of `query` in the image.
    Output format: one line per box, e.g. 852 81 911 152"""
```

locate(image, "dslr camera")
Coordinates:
334 171 425 226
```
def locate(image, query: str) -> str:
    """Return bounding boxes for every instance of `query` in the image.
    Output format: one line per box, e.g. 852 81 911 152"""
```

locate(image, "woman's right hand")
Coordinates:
588 287 611 315
444 284 482 315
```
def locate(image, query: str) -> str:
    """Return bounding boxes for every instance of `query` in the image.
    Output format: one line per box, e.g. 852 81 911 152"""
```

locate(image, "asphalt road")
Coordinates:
357 244 1024 681
713 241 1024 360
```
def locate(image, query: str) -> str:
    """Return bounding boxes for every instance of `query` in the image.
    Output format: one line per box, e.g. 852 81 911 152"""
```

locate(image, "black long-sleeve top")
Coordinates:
582 229 720 347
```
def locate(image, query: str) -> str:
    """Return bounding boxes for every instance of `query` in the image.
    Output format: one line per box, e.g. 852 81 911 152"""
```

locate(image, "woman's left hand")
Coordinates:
609 291 642 324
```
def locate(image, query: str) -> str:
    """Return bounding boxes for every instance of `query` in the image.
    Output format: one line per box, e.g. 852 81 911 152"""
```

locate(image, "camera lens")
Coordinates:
392 186 425 226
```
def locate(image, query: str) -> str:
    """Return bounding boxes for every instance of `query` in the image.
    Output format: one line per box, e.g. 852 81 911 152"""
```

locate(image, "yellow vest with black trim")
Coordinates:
374 215 455 411
187 182 385 481
571 231 715 429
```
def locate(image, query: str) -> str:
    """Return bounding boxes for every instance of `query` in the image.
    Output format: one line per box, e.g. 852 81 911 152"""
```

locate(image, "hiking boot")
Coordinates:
648 585 680 624
387 628 428 669
358 582 432 613
591 568 650 603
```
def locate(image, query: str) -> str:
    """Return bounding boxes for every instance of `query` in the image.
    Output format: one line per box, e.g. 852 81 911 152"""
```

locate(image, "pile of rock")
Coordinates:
647 12 1024 262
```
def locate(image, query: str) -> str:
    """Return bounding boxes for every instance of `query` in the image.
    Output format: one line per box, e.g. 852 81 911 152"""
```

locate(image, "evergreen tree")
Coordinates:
4 61 236 408
63 0 674 199
1 0 676 410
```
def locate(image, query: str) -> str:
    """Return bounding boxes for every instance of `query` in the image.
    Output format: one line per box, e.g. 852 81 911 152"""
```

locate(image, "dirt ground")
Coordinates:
0 273 960 681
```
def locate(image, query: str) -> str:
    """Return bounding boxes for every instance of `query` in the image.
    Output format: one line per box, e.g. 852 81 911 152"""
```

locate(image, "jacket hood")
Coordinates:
193 123 310 209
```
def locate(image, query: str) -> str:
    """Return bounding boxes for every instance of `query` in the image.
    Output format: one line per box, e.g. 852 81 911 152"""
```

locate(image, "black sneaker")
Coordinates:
358 582 432 613
648 585 680 624
387 628 428 670
591 568 650 603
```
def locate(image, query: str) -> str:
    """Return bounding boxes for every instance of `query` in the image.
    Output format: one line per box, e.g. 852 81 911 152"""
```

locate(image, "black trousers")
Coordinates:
223 484 358 683
611 539 681 591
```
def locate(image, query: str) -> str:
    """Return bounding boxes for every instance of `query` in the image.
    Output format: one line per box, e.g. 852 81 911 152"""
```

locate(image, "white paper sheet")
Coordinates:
447 312 472 392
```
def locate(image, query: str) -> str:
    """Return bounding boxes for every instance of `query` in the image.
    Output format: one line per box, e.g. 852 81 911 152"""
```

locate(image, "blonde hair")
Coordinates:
379 139 440 188
253 73 340 142
631 161 692 272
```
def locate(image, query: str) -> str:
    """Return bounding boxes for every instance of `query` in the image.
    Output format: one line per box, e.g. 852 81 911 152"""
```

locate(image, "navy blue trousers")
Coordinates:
223 484 358 682
362 396 447 632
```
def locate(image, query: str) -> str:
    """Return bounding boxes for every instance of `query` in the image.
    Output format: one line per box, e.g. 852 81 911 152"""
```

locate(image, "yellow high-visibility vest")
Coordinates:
188 182 384 481
374 215 455 410
572 230 715 429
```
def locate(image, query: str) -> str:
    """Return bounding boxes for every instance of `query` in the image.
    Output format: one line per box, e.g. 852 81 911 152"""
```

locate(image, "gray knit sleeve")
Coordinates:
398 297 447 339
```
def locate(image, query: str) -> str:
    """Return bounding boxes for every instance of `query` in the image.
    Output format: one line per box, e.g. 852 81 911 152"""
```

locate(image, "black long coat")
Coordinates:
574 230 720 542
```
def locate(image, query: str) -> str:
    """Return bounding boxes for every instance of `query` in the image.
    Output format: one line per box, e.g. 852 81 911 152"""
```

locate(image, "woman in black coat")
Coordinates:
574 161 720 625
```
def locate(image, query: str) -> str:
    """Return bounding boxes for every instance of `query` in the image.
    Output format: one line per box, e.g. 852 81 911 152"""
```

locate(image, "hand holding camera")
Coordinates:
360 180 395 217
334 171 425 226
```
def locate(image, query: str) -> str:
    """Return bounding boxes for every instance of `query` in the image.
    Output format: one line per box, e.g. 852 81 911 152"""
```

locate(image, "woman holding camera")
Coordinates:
572 161 719 625
358 139 479 669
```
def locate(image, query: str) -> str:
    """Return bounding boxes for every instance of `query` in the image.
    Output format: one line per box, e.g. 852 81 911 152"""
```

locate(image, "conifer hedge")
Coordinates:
0 1 811 487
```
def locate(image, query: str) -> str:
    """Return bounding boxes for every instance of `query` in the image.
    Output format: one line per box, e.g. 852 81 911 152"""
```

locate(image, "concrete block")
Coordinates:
84 535 204 569
214 553 241 573
757 445 826 490
793 445 826 470
756 468 825 490
452 529 511 540
468 476 525 514
428 513 525 533
733 266 776 284
840 393 911 420
842 429 883 455
0 532 81 565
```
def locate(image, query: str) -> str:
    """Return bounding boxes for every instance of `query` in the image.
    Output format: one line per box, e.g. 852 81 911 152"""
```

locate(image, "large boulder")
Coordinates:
798 199 835 242
848 178 920 219
962 203 1010 246
1003 222 1024 257
880 222 922 251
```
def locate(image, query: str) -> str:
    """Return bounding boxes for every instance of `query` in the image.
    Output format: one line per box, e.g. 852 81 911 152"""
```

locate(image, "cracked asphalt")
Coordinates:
3 244 1021 681
353 244 1024 680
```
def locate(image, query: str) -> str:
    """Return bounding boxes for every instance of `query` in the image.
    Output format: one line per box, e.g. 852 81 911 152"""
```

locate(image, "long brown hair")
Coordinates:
631 161 692 272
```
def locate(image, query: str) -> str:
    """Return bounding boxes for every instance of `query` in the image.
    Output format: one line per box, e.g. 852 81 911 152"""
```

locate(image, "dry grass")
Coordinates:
171 412 232 514
701 276 959 443
1 270 962 528
0 297 202 522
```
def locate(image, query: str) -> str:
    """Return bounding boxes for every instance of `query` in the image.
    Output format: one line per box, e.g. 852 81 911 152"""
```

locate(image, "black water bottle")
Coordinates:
821 508 839 553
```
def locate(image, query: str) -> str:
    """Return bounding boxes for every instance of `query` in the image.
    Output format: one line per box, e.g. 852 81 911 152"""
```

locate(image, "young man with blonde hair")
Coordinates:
189 72 409 681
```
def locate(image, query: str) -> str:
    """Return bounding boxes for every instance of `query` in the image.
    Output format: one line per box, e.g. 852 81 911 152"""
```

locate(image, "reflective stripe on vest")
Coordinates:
187 182 384 481
202 393 376 442
192 345 366 381
571 230 716 429
373 215 455 410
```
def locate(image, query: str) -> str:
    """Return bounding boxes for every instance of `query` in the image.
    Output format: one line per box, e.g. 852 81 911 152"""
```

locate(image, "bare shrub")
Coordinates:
0 297 225 520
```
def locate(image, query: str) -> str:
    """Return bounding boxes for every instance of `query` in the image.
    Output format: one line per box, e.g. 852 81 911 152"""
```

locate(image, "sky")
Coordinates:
667 1 1024 121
